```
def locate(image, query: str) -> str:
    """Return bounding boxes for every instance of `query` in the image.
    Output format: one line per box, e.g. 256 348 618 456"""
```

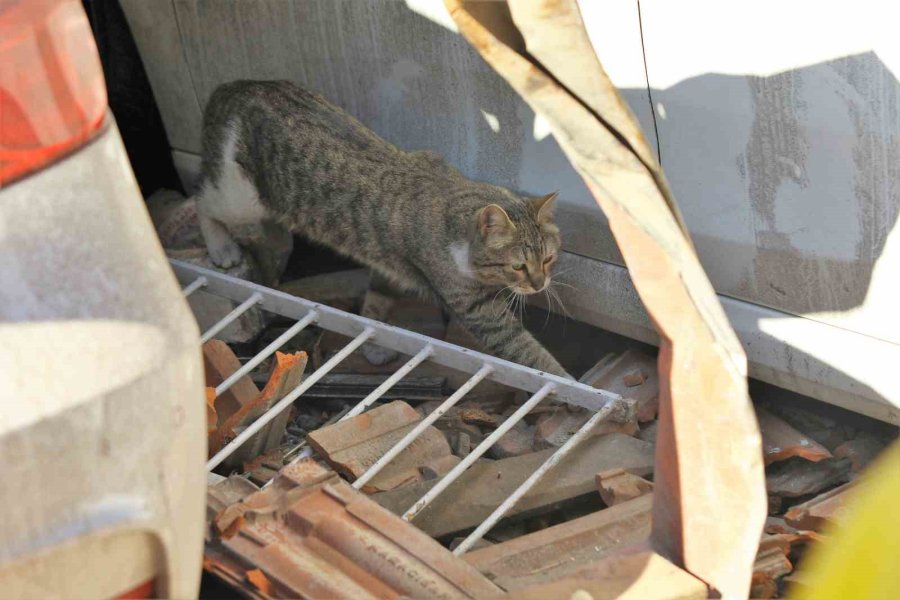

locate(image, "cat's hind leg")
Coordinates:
360 272 400 365
198 208 243 269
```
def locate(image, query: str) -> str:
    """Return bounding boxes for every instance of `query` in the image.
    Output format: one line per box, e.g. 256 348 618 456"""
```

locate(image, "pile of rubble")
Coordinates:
195 271 892 599
149 190 894 598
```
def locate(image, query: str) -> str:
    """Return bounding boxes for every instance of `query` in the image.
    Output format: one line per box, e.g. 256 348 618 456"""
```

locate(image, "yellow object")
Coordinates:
790 441 900 600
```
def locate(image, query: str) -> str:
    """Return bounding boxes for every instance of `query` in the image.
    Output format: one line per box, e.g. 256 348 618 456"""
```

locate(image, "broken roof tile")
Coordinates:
307 400 453 493
206 459 501 600
756 407 832 466
784 481 858 531
596 468 654 506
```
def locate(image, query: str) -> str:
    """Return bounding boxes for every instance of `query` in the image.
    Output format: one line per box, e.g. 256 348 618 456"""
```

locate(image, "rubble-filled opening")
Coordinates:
159 241 896 599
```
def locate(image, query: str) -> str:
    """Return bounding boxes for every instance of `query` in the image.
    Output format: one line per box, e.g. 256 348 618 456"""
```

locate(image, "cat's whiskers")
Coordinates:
491 284 516 316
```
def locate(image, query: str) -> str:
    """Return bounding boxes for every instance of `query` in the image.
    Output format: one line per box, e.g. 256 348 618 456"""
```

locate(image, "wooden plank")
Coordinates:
502 551 707 600
463 494 653 588
307 400 453 493
373 433 654 538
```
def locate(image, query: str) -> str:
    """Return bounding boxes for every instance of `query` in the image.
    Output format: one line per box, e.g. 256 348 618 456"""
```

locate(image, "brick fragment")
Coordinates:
784 481 857 531
833 433 887 473
203 339 259 419
488 421 535 458
307 400 453 493
756 406 832 465
596 468 653 506
767 458 851 498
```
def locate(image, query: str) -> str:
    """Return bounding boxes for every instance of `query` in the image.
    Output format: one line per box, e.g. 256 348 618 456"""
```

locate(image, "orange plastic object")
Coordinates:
114 578 155 600
0 0 107 186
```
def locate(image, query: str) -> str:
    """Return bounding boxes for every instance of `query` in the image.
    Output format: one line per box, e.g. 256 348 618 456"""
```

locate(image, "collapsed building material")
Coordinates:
210 351 308 469
756 407 833 465
307 400 454 492
277 268 371 309
489 421 535 458
442 2 767 595
501 551 707 600
462 494 652 588
596 468 654 506
766 458 852 498
833 433 887 473
581 350 659 422
204 339 260 418
533 352 647 448
784 482 857 531
205 460 501 599
374 433 654 538
304 374 445 401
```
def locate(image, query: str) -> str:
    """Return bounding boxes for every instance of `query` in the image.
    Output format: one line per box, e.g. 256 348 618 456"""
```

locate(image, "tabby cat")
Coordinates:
196 80 570 378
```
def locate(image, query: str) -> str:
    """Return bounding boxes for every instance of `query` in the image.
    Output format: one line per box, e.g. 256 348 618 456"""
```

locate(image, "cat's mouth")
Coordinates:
514 280 550 295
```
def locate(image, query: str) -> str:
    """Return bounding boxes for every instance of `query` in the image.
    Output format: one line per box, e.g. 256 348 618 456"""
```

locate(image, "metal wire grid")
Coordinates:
172 259 626 554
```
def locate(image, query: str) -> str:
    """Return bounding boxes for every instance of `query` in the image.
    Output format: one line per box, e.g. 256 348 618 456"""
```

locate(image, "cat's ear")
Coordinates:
530 192 559 223
478 204 514 237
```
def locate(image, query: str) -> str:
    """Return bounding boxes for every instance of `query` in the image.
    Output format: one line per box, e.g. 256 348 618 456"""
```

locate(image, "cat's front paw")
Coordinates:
362 342 399 366
207 238 244 269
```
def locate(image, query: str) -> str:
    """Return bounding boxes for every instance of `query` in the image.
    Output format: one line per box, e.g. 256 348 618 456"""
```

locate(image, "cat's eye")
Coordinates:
512 263 525 271
543 255 555 264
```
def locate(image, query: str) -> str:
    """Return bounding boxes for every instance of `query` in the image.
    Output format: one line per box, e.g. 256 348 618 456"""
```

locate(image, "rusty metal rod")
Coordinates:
206 326 375 471
403 382 556 521
452 399 624 554
181 276 207 297
342 345 435 421
353 364 493 490
200 292 262 343
215 311 318 398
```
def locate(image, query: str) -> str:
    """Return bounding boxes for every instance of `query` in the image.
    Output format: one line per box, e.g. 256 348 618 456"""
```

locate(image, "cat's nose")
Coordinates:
529 273 545 291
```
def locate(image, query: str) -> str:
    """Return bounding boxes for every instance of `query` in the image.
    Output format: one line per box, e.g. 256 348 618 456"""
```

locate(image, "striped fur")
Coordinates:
196 81 569 377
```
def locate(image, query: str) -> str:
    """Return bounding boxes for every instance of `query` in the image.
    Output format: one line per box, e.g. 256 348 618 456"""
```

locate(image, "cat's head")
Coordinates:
467 192 561 295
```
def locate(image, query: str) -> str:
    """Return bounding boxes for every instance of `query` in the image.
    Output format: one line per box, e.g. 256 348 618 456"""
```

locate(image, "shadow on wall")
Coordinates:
651 51 900 323
159 1 899 414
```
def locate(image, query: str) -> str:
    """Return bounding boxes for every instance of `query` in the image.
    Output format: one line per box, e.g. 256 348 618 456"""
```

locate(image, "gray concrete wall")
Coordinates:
122 0 900 417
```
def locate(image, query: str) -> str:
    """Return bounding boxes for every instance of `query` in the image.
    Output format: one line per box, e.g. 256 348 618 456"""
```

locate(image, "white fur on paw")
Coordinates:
208 240 243 269
362 343 399 366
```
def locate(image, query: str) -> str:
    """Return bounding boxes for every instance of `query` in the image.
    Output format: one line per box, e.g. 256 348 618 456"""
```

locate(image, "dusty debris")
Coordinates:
307 400 453 492
146 189 202 249
305 373 445 401
752 536 794 598
374 433 654 538
203 339 260 418
501 551 707 600
784 481 857 531
204 459 501 599
833 433 887 473
532 352 647 449
462 494 652 588
766 457 852 498
210 350 308 468
637 420 658 444
581 350 659 422
596 468 654 506
762 402 854 451
488 420 535 459
206 387 218 436
534 407 637 449
756 407 832 465
277 268 370 311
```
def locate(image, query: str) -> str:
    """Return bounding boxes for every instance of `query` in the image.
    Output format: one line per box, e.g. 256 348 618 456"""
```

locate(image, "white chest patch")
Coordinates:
449 241 474 278
199 124 269 226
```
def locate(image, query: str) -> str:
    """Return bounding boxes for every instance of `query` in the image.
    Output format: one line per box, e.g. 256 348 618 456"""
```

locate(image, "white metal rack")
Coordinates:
171 259 628 553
